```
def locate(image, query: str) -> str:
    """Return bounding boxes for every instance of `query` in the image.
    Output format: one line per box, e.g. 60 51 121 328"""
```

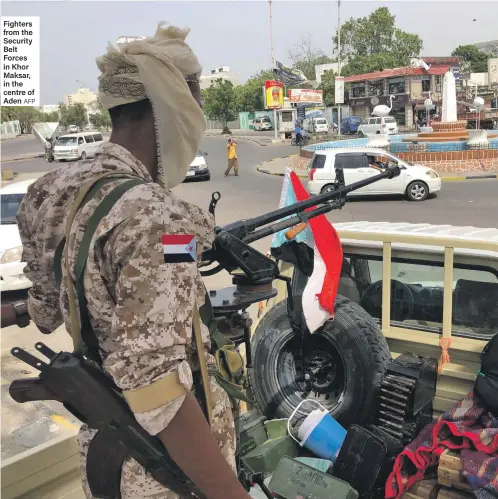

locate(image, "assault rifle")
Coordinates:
9 165 400 499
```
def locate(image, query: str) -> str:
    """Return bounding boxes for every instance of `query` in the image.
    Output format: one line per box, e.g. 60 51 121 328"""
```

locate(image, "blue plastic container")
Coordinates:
288 400 346 461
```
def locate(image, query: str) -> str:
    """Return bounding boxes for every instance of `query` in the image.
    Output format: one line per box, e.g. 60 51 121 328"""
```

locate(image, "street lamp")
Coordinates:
337 0 342 136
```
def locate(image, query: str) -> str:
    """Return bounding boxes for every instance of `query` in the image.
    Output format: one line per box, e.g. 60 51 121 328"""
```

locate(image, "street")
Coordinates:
1 135 498 460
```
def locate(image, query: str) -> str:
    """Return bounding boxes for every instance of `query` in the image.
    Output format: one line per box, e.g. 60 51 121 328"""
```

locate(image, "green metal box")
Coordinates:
241 436 299 475
236 411 267 456
269 456 359 499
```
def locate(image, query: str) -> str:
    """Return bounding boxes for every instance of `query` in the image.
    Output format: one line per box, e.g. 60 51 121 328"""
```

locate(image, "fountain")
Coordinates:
403 71 497 143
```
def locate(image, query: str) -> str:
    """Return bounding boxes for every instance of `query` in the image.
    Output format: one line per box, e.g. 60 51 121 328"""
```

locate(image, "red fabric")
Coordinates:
289 171 343 316
385 391 498 499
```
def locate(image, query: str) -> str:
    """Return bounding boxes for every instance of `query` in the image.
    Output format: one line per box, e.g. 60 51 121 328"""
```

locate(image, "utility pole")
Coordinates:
269 0 278 141
337 0 342 136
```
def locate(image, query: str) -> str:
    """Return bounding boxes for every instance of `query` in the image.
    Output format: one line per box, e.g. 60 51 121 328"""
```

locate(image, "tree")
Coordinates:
236 69 275 112
319 70 336 106
335 7 423 76
59 103 88 130
202 78 238 134
10 107 43 133
451 44 489 73
288 35 333 81
41 111 59 122
1 106 18 122
89 99 112 130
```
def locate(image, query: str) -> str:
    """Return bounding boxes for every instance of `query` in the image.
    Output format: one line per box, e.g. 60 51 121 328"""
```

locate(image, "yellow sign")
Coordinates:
265 80 284 109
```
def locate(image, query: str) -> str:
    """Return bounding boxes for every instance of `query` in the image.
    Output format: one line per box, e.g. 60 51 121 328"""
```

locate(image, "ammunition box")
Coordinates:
269 456 359 499
241 437 299 475
236 411 267 456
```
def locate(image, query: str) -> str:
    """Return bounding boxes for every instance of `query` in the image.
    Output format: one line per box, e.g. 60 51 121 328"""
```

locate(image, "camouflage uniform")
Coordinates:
17 142 236 498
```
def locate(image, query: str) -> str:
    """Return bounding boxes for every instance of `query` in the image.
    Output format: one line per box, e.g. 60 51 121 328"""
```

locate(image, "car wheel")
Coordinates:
320 184 337 194
358 131 365 138
81 152 87 160
406 180 428 201
251 298 391 427
205 173 211 181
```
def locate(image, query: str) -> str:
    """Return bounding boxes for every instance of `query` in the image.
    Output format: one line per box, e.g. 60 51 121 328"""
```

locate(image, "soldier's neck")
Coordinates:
110 131 158 181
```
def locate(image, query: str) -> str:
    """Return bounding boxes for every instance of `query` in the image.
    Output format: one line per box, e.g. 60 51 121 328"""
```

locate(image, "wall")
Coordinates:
0 120 21 140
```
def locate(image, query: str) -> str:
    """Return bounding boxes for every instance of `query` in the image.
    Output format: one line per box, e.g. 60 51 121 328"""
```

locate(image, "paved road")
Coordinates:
2 135 497 460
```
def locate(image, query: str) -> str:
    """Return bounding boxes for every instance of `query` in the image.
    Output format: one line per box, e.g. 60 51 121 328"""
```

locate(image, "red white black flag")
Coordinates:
162 234 197 263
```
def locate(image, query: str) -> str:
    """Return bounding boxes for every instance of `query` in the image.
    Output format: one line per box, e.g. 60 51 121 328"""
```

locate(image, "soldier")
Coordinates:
17 24 251 499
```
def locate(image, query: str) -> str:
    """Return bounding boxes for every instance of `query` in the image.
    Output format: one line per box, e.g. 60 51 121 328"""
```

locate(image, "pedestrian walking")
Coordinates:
17 22 250 499
225 138 239 176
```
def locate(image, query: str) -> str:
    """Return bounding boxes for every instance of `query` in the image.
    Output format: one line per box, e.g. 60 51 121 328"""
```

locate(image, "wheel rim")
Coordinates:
323 185 334 194
410 183 426 200
81 153 86 159
276 331 347 412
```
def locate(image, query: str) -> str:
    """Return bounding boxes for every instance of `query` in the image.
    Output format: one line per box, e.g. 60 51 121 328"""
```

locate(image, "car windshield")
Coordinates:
316 119 327 124
351 117 361 124
262 118 271 122
1 193 25 224
56 136 77 145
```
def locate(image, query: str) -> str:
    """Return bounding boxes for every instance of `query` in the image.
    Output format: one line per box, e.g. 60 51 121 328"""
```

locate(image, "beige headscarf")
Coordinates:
96 23 206 189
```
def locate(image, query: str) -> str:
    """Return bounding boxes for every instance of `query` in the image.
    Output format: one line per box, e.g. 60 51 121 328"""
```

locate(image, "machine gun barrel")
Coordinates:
222 166 401 242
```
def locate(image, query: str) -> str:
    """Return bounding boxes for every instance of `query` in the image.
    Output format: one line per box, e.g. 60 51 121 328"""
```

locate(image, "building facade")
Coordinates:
344 58 463 125
64 88 98 107
200 66 242 90
40 104 60 115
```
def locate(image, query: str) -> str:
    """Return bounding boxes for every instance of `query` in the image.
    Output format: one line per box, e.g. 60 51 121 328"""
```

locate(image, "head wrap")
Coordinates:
96 23 206 189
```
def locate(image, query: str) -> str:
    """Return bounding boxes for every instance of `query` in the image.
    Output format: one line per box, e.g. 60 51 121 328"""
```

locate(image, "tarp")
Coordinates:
31 122 64 146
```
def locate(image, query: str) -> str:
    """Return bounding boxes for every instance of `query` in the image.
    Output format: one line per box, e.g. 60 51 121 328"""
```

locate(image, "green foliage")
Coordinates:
58 102 88 130
3 106 43 133
319 70 336 106
202 78 238 133
335 7 423 76
89 100 112 130
451 44 490 73
236 70 274 112
42 111 59 122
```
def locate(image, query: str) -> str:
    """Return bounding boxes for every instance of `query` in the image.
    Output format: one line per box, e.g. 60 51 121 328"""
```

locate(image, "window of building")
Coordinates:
368 81 384 96
352 83 366 98
421 77 431 92
388 78 405 94
391 108 406 126
345 255 498 340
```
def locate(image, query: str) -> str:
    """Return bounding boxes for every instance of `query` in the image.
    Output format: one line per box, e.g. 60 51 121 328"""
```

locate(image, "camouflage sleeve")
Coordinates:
17 196 63 333
104 200 201 435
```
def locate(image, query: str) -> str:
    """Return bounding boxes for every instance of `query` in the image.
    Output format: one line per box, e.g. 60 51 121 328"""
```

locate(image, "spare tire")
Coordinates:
251 295 391 428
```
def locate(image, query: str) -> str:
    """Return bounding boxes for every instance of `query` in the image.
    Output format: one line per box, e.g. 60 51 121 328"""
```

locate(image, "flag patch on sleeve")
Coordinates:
162 234 197 263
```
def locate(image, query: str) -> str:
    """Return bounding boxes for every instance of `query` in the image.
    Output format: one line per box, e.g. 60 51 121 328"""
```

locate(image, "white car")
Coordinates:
0 179 35 292
184 150 210 181
304 117 329 134
307 148 441 201
252 117 273 131
53 132 104 162
358 116 398 136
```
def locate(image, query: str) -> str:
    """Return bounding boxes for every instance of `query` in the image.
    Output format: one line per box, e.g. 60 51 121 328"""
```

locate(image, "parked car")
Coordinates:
53 132 104 162
0 179 36 292
185 150 210 181
307 148 441 201
67 125 79 133
358 116 398 136
341 116 362 134
303 117 329 134
252 117 273 131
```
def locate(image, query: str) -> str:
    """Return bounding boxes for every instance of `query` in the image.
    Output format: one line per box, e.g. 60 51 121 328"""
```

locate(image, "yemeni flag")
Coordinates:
272 168 343 333
162 234 197 263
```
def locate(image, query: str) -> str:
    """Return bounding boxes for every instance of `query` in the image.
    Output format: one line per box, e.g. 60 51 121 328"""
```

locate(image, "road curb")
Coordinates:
257 164 498 182
2 153 44 163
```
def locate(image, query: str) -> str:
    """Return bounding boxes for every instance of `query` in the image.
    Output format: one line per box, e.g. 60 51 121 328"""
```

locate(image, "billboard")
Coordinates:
489 58 498 86
335 76 345 104
288 88 323 104
265 80 284 109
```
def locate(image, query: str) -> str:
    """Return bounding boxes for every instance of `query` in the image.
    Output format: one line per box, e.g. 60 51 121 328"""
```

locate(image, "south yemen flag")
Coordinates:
162 234 197 263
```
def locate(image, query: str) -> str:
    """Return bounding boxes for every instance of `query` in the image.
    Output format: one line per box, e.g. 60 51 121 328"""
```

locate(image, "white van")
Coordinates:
53 132 104 162
358 116 398 136
252 117 273 131
304 117 329 134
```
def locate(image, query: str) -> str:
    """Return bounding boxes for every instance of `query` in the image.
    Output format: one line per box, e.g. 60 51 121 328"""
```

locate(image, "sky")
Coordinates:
3 1 498 105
